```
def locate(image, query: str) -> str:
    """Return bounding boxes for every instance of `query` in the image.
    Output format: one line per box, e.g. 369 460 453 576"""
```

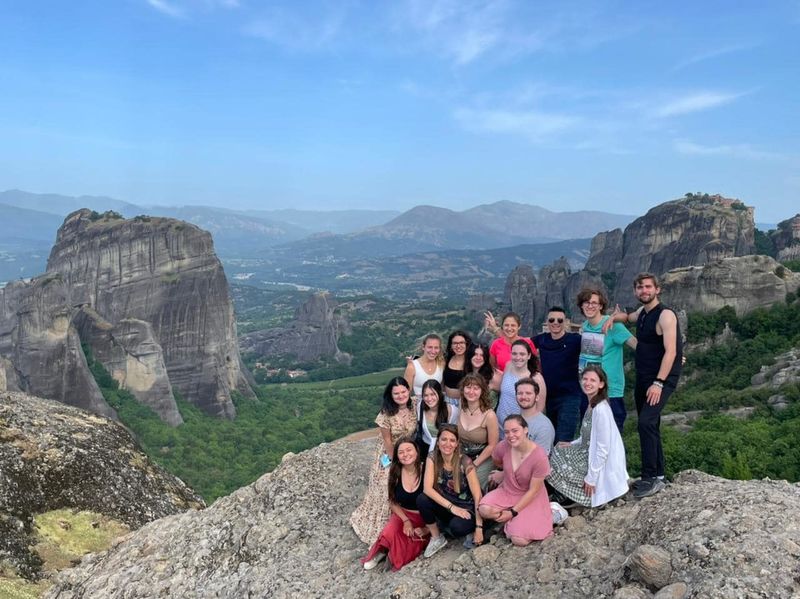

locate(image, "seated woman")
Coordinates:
457 373 499 491
479 415 553 546
495 340 547 439
404 334 444 398
547 365 629 508
442 330 472 407
417 379 458 461
417 424 484 557
361 437 429 571
350 377 419 545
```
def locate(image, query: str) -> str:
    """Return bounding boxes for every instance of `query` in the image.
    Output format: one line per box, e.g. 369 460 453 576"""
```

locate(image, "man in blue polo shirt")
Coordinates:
532 306 582 442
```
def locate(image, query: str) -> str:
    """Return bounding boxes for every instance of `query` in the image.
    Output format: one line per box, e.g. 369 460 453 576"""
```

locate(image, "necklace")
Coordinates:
419 358 437 375
465 404 481 416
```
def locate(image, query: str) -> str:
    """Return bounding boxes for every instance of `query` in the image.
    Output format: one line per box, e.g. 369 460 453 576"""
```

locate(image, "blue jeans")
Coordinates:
546 393 581 443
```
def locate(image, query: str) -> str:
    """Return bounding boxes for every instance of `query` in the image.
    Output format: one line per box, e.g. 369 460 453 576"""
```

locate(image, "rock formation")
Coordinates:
45 439 800 599
0 209 255 423
0 391 204 581
771 214 800 262
240 292 350 363
505 195 765 322
659 255 800 316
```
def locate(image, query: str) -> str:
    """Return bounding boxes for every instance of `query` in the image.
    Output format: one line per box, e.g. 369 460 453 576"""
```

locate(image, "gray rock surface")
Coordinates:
660 255 800 316
771 214 800 262
46 441 800 599
0 209 255 422
240 292 350 363
0 392 203 580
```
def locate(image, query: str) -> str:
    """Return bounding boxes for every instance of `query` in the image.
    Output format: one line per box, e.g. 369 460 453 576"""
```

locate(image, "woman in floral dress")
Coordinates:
351 377 418 545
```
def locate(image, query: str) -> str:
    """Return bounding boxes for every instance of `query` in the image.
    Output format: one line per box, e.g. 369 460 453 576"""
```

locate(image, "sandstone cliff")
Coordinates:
771 214 800 262
46 439 800 599
240 292 350 363
505 195 764 325
0 392 203 582
0 209 255 423
659 255 800 316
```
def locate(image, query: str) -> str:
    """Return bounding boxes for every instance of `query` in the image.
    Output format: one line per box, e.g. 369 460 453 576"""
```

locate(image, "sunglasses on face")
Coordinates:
548 318 564 323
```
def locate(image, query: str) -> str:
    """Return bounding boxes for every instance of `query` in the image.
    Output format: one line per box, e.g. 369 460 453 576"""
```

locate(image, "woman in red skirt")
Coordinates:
361 437 429 570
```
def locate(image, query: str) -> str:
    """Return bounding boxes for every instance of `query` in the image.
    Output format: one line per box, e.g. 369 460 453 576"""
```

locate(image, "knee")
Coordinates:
510 536 531 547
478 504 497 520
450 516 474 538
416 493 434 513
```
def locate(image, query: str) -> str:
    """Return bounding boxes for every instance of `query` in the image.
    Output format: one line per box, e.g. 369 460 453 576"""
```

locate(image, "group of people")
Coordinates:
350 273 682 571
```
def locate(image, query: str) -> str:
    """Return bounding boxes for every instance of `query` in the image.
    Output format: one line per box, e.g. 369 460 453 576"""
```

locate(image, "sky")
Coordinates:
1 1 798 223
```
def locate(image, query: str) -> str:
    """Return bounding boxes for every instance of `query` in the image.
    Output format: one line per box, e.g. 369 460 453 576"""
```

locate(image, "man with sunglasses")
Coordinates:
532 306 582 442
577 287 637 434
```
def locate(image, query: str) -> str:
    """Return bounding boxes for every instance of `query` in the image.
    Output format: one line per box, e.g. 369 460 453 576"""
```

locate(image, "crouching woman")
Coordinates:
361 437 429 570
478 415 553 546
416 424 484 558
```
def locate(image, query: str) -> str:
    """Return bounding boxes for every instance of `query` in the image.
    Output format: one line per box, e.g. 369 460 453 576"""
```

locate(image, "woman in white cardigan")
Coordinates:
547 364 629 507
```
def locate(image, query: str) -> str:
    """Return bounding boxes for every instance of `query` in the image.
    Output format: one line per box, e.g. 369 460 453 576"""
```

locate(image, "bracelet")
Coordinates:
447 503 453 512
475 524 483 529
652 381 664 389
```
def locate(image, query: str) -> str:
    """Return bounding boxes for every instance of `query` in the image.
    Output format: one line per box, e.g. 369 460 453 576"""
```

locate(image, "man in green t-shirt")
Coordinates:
577 287 637 433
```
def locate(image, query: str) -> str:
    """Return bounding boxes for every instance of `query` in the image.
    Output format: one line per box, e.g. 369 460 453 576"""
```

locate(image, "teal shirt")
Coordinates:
579 315 632 398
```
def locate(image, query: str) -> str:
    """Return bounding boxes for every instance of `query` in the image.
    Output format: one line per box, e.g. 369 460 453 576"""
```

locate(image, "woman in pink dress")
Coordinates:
478 414 553 546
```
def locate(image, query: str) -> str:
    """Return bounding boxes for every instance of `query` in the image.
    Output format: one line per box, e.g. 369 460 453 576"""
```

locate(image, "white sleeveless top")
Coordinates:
412 358 443 397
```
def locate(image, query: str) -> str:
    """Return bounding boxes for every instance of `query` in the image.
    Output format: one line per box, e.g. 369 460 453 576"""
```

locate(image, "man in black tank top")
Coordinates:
608 272 682 498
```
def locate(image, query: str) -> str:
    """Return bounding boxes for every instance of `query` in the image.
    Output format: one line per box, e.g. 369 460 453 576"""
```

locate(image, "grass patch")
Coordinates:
33 510 129 572
0 576 50 599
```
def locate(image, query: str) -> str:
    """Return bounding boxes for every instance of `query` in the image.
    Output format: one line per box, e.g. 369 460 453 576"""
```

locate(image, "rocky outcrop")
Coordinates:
72 307 182 426
240 292 350 363
771 214 800 262
47 439 800 599
0 275 114 419
0 209 255 422
659 255 800 316
506 196 762 320
502 265 537 333
0 392 203 580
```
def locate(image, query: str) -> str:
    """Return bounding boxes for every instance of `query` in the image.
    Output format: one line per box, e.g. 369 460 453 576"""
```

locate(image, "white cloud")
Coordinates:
454 107 578 142
652 91 744 118
147 0 184 18
243 5 348 50
673 139 786 161
671 43 757 72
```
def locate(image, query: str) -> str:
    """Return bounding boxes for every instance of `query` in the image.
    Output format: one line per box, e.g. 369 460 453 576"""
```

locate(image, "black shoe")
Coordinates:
632 477 665 499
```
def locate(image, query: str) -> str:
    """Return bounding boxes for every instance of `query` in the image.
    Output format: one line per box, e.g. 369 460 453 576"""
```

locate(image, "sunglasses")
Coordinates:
548 318 564 323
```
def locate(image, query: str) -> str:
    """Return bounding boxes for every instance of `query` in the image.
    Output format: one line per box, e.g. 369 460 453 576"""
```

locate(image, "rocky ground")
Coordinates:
0 391 204 583
46 437 800 599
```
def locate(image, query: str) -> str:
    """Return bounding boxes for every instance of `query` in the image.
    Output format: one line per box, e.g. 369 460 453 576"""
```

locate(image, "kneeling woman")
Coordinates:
362 437 429 570
417 424 484 557
479 415 552 546
547 364 629 508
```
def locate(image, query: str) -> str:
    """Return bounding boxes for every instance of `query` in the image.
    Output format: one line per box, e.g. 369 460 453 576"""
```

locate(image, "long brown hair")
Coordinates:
459 372 492 412
387 437 422 504
582 364 610 408
430 424 464 495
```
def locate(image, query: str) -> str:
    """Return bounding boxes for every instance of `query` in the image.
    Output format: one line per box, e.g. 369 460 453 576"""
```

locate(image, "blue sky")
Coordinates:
1 1 798 222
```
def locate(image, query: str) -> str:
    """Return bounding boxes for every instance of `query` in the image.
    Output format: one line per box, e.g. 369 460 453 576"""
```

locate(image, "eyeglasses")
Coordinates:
451 341 467 346
582 301 601 307
548 318 564 323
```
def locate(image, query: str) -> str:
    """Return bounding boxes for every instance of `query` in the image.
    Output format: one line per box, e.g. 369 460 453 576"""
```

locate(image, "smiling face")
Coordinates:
503 419 528 447
423 338 441 361
396 441 419 466
581 370 605 398
450 335 467 356
502 316 520 340
510 344 530 370
546 310 566 337
515 383 537 410
471 347 486 369
423 385 440 409
437 429 458 456
635 278 660 306
392 384 410 407
463 382 482 404
581 293 603 319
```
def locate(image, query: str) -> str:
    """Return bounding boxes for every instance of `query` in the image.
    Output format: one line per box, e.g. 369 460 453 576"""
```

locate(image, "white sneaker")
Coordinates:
423 535 447 558
363 551 387 570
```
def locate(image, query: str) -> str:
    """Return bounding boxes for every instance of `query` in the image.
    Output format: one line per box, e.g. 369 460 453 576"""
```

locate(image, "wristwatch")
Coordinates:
509 508 519 518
